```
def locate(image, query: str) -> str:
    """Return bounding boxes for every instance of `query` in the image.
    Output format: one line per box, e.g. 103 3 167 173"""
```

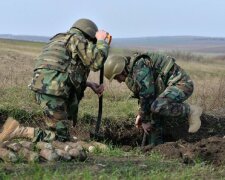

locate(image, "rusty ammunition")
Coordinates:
7 142 22 152
52 141 72 152
55 149 71 161
0 147 18 162
39 149 59 161
36 141 53 150
19 141 34 150
68 148 87 161
18 148 39 162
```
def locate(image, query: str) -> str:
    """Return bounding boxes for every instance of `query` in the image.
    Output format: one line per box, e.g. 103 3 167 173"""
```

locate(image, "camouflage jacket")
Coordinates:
125 52 177 121
29 29 109 98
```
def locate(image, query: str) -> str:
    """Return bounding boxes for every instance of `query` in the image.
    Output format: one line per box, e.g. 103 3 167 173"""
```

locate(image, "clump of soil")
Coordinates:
88 113 225 165
96 113 225 146
148 136 225 166
1 113 225 165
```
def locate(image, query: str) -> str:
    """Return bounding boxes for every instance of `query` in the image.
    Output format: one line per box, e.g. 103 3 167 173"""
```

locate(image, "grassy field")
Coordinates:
0 39 225 179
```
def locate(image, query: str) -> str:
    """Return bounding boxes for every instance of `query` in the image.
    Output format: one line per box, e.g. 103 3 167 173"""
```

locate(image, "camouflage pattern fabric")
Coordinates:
28 28 109 142
151 64 193 119
29 28 109 98
33 93 79 141
125 52 193 122
125 52 194 145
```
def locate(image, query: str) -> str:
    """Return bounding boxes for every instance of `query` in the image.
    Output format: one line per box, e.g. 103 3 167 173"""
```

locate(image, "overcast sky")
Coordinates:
0 0 225 38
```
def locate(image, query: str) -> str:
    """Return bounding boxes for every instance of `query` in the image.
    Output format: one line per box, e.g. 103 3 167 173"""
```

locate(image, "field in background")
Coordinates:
0 39 225 178
0 38 224 118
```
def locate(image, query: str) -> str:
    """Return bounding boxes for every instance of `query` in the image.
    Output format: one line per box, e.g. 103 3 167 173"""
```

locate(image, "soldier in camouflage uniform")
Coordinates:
0 18 111 143
104 52 202 145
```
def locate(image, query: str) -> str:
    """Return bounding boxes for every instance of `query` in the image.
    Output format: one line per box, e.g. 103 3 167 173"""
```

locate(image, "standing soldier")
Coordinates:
104 52 202 145
0 18 111 143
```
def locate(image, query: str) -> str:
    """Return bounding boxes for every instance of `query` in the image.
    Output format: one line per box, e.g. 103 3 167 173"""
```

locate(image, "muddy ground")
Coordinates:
1 112 224 166
86 113 225 166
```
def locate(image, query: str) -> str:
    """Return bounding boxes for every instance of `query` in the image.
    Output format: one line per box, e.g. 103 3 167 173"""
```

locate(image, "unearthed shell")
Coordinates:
0 141 11 148
18 148 39 162
19 141 34 150
0 147 18 163
52 141 72 152
91 141 109 151
68 148 87 161
7 142 22 152
66 142 83 151
36 142 53 150
40 149 59 161
55 149 71 161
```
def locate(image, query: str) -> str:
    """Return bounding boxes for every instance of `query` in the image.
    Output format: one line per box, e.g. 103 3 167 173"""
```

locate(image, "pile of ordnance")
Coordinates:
0 140 108 163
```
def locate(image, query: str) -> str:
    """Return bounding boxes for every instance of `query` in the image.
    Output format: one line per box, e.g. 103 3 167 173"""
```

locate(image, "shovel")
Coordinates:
90 33 112 141
89 65 105 141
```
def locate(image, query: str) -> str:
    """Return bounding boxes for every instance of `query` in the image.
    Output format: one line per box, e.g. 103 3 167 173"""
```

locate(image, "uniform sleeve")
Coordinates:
132 61 155 122
68 35 109 71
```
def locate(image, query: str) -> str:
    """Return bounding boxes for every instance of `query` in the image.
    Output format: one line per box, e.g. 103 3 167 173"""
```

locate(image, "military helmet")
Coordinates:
72 18 98 39
104 56 126 81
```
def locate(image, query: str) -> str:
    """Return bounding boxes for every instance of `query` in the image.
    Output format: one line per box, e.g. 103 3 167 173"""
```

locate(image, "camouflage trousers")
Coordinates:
147 67 194 145
33 92 79 142
151 68 194 119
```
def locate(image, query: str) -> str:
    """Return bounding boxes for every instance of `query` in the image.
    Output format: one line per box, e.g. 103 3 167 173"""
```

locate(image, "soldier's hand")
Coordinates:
135 115 142 128
95 30 108 41
142 122 152 134
88 82 104 97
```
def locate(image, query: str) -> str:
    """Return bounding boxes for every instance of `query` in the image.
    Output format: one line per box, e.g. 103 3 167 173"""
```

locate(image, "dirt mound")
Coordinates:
147 136 225 166
98 113 225 146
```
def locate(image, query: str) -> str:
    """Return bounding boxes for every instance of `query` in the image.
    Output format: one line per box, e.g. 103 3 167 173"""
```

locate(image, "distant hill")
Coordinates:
111 36 225 55
0 34 49 42
1 34 225 55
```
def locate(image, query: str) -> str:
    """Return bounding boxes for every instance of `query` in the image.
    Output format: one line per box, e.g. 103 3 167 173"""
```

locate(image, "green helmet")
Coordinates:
72 18 98 39
104 56 126 81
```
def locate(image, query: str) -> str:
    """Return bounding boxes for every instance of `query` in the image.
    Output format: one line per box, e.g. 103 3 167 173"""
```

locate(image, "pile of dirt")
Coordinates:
143 136 225 166
1 113 225 166
98 113 225 146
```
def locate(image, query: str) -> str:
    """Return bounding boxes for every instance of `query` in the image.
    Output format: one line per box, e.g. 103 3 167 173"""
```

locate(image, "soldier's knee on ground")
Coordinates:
55 121 70 142
44 111 68 129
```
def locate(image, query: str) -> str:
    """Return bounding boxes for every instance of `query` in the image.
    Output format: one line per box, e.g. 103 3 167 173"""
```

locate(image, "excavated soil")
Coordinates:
0 113 225 165
143 136 225 166
85 113 225 165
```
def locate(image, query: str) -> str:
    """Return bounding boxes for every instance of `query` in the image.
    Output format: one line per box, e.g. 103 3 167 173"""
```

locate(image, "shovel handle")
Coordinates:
95 65 104 134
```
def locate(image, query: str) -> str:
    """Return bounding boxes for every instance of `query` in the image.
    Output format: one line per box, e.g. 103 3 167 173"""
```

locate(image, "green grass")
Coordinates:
0 86 137 125
0 86 42 121
0 39 225 179
0 151 224 179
